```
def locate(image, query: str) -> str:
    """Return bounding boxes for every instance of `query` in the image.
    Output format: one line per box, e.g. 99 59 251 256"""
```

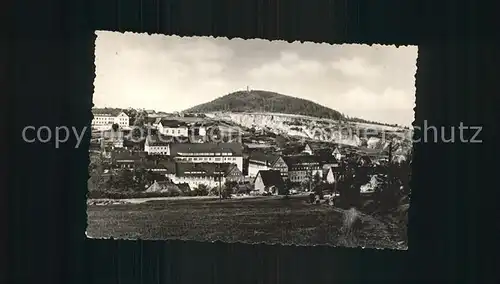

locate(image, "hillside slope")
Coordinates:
184 90 345 120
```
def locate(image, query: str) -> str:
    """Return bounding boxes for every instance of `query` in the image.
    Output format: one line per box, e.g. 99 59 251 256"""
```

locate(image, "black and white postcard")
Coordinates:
86 31 417 249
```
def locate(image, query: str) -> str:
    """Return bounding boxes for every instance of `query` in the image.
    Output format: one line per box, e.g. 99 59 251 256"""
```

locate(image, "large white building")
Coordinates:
157 119 189 137
283 155 323 184
91 109 130 130
166 163 242 189
171 142 244 172
143 141 244 172
247 151 288 179
144 136 171 155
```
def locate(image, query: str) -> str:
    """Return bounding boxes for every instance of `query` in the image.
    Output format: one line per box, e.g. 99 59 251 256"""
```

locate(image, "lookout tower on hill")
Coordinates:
246 86 251 93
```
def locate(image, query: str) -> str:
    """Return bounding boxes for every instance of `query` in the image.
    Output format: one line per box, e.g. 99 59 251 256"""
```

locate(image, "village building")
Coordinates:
100 129 125 149
157 119 189 137
332 147 343 161
284 155 324 184
143 135 185 155
166 163 242 189
142 159 176 176
324 166 345 184
170 142 244 172
91 109 130 130
145 117 162 128
243 143 275 151
145 181 183 195
301 143 314 155
110 150 147 169
253 170 286 195
247 151 288 179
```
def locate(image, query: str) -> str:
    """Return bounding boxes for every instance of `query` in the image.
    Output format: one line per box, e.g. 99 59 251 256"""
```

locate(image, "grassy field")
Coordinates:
86 195 406 249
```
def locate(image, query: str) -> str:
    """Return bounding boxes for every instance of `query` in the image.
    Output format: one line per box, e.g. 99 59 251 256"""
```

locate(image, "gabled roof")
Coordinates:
145 135 174 147
283 155 322 166
112 150 145 161
146 181 182 193
170 142 243 156
92 108 124 117
248 151 280 165
175 163 235 177
256 170 284 188
159 119 188 128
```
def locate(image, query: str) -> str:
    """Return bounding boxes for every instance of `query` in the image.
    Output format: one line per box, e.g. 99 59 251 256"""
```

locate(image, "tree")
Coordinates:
196 184 209 196
313 171 322 185
115 170 134 191
132 168 149 191
134 111 147 126
275 135 287 149
223 180 237 198
112 123 119 132
123 108 137 125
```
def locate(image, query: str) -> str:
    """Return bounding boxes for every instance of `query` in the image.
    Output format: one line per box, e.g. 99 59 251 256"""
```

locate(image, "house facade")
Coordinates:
332 147 343 161
144 136 171 155
247 152 288 179
91 110 130 130
111 150 147 169
170 142 244 172
253 170 285 195
284 155 323 183
301 143 313 155
157 119 189 137
166 163 237 189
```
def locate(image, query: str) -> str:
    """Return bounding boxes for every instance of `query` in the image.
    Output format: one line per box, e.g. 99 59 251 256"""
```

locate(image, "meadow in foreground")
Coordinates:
87 195 406 249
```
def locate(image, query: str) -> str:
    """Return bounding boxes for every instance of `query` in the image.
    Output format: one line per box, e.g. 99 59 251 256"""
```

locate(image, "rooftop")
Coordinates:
283 155 322 166
112 150 146 161
248 151 280 165
257 170 284 188
145 135 175 146
170 142 243 156
92 108 124 117
159 119 188 128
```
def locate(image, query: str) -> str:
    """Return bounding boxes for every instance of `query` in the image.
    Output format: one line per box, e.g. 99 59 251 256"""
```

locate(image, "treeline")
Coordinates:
348 116 400 127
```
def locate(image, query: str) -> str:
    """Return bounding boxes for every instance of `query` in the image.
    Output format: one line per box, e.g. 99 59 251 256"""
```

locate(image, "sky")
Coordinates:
94 31 418 126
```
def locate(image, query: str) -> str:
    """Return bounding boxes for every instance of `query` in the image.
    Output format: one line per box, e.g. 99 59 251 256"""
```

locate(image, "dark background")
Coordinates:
7 0 495 283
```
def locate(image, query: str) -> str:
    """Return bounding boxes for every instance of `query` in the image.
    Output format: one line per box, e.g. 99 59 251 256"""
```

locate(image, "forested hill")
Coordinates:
184 90 345 120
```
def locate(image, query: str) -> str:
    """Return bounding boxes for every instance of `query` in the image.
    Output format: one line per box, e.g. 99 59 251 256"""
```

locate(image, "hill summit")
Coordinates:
184 90 345 120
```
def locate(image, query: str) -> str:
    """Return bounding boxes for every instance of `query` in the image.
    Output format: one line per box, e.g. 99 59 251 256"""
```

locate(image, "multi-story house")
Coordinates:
247 151 288 179
144 135 173 155
170 142 244 172
157 119 189 137
166 163 242 189
91 109 130 130
110 150 147 169
284 155 323 184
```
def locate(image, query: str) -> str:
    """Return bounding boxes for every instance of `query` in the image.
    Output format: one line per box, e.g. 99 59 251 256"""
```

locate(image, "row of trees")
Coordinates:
190 180 240 198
